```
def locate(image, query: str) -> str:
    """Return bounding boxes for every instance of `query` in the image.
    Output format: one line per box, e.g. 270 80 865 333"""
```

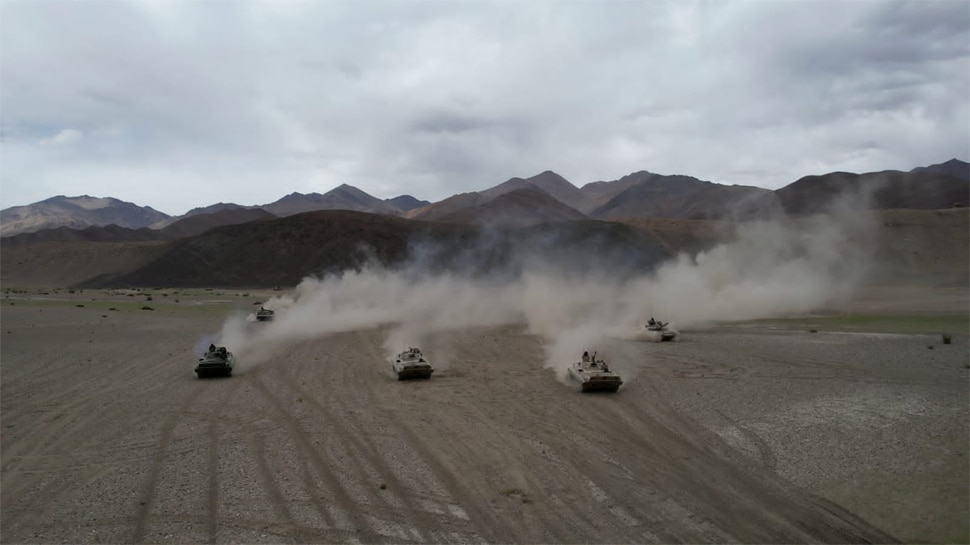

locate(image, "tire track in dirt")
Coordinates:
580 389 745 543
131 380 208 542
205 399 346 536
196 373 347 543
205 406 220 543
371 329 597 543
273 366 445 539
338 329 515 542
2 361 198 539
185 382 347 539
2 363 139 474
713 408 778 471
485 372 701 543
131 368 244 543
478 332 676 541
366 402 510 542
248 370 376 541
4 340 189 464
600 380 895 543
274 338 484 543
431 382 592 541
309 333 470 518
241 417 306 540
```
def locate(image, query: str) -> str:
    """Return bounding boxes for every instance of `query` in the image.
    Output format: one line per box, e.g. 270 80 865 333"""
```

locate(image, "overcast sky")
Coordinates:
2 0 968 216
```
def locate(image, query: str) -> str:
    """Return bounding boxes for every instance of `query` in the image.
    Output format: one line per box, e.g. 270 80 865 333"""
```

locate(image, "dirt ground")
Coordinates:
1 287 967 544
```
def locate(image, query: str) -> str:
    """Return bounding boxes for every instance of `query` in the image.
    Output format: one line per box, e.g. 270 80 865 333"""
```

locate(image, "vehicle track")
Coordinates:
248 371 376 541
271 333 494 541
5 301 936 543
276 369 444 533
131 380 210 542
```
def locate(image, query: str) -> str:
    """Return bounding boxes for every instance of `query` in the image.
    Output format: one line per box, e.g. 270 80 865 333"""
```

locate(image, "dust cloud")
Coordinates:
212 203 876 382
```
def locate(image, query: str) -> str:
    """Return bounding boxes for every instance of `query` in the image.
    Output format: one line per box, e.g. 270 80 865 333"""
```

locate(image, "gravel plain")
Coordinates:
1 287 967 544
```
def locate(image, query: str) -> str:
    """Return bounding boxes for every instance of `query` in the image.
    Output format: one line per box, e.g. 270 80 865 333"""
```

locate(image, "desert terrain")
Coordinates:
1 285 966 544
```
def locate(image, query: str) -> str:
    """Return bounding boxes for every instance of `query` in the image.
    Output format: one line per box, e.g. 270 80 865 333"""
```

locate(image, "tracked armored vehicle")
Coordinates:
643 318 678 342
256 306 275 322
568 351 622 393
392 347 434 380
195 344 234 378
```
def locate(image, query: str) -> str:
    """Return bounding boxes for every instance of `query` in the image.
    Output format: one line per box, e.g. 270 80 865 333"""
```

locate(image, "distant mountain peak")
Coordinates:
385 195 430 212
910 158 969 181
327 183 369 196
263 184 398 217
1 195 170 237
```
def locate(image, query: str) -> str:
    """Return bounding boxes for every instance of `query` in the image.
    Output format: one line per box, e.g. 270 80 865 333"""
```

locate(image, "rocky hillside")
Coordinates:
0 210 685 288
774 169 969 215
2 208 966 289
1 196 170 237
589 174 776 220
432 188 588 226
910 158 969 180
149 203 259 229
385 195 430 212
262 184 400 217
1 207 278 245
479 171 592 212
6 160 967 237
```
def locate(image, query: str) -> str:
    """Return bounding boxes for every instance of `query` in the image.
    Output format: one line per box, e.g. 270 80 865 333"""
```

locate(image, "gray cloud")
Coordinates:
1 0 967 214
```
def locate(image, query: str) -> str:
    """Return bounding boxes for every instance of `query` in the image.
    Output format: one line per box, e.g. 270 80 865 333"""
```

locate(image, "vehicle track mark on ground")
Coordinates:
133 370 239 542
205 407 220 543
131 378 213 543
274 355 444 536
248 370 376 541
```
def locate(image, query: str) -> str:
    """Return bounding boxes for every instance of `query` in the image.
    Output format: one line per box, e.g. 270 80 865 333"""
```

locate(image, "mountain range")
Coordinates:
3 159 966 238
1 159 967 289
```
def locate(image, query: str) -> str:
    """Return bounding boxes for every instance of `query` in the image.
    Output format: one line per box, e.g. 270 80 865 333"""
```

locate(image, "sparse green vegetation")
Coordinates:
379 483 387 490
941 333 952 344
141 306 154 310
75 304 85 308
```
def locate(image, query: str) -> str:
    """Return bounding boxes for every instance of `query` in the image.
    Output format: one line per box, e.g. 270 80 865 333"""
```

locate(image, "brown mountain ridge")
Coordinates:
4 160 966 238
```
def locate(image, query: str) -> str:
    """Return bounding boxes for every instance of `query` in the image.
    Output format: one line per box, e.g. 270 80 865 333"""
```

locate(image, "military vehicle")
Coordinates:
643 317 678 342
195 344 234 378
392 347 434 380
568 351 622 393
256 306 275 322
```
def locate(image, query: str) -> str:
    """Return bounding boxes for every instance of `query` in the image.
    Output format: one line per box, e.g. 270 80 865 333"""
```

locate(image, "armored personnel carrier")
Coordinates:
568 351 622 392
392 347 434 380
256 306 275 322
195 344 234 378
643 317 678 342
